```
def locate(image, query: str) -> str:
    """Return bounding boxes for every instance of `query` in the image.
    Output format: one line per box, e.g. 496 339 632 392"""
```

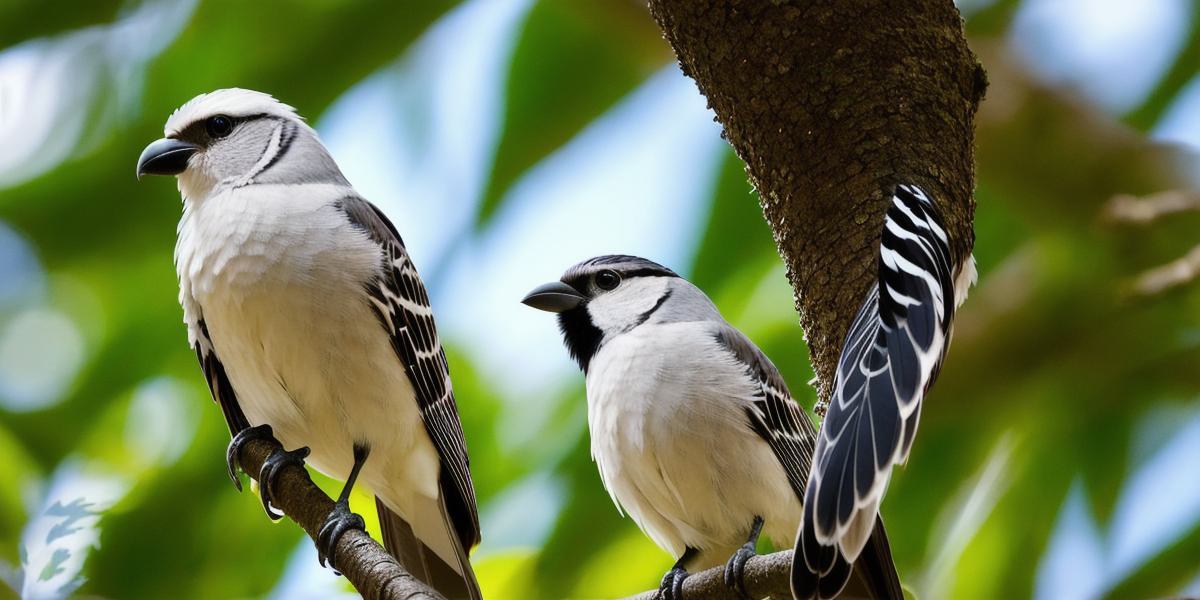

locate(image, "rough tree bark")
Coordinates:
629 0 984 598
232 436 445 600
649 0 984 405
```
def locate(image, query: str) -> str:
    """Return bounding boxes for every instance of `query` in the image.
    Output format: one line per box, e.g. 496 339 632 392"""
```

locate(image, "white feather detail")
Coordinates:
232 121 284 188
954 254 978 308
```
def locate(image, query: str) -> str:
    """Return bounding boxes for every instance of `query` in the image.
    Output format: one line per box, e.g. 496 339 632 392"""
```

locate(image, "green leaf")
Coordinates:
1101 517 1200 600
443 345 523 501
689 148 777 292
1075 406 1135 527
86 406 300 599
533 429 639 599
0 0 122 49
477 0 669 226
0 421 38 561
473 548 540 600
571 528 666 598
963 0 1023 37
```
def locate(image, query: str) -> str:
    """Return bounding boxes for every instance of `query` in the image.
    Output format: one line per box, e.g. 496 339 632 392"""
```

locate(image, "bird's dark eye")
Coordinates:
205 115 234 138
595 270 620 291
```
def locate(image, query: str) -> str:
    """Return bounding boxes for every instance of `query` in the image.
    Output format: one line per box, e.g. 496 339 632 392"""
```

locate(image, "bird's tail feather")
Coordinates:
376 497 482 600
848 516 904 599
792 514 903 599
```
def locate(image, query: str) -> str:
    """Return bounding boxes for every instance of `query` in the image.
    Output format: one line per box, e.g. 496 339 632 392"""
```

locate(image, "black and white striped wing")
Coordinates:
339 196 481 553
712 325 816 499
799 185 956 582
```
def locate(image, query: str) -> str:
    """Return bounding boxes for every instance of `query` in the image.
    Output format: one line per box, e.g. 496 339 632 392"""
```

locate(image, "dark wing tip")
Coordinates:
856 516 905 600
817 555 853 599
792 549 820 600
792 528 853 600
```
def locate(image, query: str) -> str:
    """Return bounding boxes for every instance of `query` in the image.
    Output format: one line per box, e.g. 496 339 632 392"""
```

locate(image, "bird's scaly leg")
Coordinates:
659 546 698 600
317 444 369 573
724 515 764 599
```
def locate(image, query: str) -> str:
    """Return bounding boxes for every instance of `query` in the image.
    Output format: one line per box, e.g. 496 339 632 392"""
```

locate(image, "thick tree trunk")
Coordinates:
648 0 984 403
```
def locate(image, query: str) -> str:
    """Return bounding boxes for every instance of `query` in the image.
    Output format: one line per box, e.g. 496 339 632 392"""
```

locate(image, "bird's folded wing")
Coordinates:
339 195 481 552
711 324 816 499
713 323 887 598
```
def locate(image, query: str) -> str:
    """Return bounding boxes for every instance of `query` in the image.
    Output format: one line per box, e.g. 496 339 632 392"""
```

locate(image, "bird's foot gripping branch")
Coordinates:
227 431 446 600
622 550 797 600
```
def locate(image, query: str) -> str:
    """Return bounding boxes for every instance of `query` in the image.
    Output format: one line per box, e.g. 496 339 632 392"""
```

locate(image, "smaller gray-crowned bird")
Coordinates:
136 88 480 599
522 256 903 600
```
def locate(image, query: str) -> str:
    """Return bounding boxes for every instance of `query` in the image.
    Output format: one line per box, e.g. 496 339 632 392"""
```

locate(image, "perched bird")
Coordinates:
794 184 977 599
136 88 481 599
523 255 902 600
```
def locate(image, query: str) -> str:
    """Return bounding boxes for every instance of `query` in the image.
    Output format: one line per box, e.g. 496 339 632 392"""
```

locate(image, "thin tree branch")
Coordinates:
1126 244 1200 297
1104 190 1200 225
620 550 795 600
233 435 445 600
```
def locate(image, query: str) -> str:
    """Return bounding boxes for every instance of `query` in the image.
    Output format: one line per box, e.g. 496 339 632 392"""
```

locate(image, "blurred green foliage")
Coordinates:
1 1 1198 599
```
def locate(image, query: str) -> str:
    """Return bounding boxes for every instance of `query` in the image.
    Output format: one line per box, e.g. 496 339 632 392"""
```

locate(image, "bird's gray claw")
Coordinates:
317 498 365 574
658 566 688 600
723 542 757 599
226 424 275 492
257 444 310 520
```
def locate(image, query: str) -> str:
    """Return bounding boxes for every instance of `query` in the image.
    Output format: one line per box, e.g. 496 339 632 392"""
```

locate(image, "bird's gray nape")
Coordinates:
247 120 349 187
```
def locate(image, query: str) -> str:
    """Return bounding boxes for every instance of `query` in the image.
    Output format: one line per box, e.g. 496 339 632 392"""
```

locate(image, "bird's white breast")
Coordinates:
585 322 801 569
175 183 441 506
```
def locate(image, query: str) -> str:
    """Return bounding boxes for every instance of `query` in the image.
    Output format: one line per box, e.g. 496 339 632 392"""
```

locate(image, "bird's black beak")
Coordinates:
136 138 199 179
522 281 586 313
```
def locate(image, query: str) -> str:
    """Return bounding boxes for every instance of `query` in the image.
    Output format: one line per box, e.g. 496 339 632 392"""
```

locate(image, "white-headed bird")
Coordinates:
137 89 481 599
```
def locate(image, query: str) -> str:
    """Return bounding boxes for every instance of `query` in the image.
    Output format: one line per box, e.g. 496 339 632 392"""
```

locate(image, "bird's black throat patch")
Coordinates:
557 306 602 374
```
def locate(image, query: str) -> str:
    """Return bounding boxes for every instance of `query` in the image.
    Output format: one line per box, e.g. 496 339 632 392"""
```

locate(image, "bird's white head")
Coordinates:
522 255 718 372
136 88 345 200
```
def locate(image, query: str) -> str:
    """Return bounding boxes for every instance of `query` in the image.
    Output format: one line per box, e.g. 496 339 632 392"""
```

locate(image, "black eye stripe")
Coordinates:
213 113 272 127
562 268 674 290
622 268 676 279
176 113 280 143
